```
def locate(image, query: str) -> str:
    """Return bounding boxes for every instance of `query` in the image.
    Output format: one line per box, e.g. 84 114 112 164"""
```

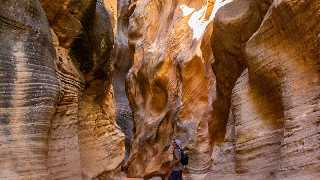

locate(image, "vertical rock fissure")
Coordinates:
112 0 134 162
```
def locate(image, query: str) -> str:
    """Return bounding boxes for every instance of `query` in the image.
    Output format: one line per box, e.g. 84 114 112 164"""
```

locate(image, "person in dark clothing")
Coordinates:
168 139 183 180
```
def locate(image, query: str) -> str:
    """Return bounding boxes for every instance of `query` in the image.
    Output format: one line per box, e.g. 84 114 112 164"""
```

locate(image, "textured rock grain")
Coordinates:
0 0 319 179
245 1 320 179
0 1 59 179
126 0 216 177
112 0 134 161
40 0 97 48
1 1 125 179
47 1 125 179
125 0 320 179
207 0 320 179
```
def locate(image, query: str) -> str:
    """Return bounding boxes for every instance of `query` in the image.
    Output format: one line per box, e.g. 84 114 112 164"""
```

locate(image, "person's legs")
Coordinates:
178 170 183 180
168 171 180 180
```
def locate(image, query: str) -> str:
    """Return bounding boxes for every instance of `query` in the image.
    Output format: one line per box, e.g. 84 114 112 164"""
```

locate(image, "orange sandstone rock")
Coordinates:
126 0 217 177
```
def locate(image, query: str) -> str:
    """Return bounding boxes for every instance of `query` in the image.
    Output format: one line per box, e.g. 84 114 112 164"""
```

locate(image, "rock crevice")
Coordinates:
0 0 319 179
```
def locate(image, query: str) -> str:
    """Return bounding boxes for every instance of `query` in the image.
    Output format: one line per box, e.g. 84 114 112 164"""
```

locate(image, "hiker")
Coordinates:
168 139 188 180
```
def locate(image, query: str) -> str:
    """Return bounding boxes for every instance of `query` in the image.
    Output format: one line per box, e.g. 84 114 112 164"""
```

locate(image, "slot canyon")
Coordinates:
0 0 319 179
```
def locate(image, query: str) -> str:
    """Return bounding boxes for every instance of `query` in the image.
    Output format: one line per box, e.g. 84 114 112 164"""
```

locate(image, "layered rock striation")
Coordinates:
1 0 125 179
125 0 320 179
0 0 319 180
0 1 59 179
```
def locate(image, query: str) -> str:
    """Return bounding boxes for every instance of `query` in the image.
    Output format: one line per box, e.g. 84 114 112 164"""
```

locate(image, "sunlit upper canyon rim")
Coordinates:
0 0 319 179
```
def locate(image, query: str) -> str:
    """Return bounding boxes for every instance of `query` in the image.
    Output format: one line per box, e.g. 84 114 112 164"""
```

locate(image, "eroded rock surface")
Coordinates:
126 0 217 177
1 0 124 179
207 0 320 179
125 0 319 179
0 1 59 179
40 0 97 48
244 1 320 179
112 0 134 161
47 1 125 179
0 0 319 179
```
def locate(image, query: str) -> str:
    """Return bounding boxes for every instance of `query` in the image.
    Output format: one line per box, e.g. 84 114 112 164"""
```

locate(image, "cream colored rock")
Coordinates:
48 1 125 179
245 1 320 179
1 0 320 179
0 1 59 179
48 43 84 180
208 0 272 179
0 0 124 179
207 0 320 179
104 0 117 34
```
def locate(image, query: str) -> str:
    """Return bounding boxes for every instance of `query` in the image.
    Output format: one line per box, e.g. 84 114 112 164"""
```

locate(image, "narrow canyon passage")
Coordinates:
0 0 319 180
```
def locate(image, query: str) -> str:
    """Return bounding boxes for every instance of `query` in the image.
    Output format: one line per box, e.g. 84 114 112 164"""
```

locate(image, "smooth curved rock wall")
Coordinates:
126 0 217 177
0 0 319 179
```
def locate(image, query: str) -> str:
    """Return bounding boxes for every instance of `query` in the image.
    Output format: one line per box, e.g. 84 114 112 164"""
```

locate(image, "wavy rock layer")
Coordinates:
0 0 319 179
126 0 320 179
1 0 125 179
46 1 125 179
0 1 59 179
244 1 320 179
126 0 216 177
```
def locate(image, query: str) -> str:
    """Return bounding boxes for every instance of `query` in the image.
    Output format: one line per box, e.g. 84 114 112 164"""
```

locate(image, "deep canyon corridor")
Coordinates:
0 0 319 179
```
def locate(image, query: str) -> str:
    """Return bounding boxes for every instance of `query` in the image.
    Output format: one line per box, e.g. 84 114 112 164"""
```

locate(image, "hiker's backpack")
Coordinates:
179 148 189 165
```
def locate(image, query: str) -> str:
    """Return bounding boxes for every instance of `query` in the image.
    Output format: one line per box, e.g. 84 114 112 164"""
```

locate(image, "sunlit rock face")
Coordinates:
103 0 117 33
126 0 217 177
126 0 320 179
0 0 319 179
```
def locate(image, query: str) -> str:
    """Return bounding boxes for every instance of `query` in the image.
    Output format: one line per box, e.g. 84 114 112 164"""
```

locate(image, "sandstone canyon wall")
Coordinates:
0 0 319 180
1 0 124 179
125 0 216 177
125 0 320 179
0 1 60 179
